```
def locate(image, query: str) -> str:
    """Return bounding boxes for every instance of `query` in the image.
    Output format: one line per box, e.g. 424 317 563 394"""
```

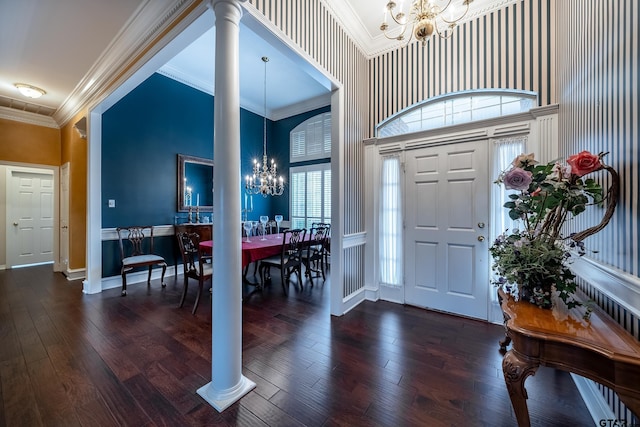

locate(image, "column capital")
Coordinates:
207 0 247 10
207 0 246 23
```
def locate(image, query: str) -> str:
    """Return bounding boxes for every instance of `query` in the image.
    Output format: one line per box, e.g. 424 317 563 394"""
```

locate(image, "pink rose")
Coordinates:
512 153 538 167
530 187 542 197
567 151 602 176
503 168 533 191
550 162 571 181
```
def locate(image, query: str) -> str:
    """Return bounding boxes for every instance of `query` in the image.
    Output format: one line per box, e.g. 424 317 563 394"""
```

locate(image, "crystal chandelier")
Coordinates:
245 56 284 197
380 0 474 46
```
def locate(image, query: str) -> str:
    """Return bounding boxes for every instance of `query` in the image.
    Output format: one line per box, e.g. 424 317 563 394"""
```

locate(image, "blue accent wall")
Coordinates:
102 73 215 228
100 72 330 277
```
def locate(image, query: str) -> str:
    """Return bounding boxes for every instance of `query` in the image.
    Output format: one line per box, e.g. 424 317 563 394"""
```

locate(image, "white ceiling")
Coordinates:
0 0 511 125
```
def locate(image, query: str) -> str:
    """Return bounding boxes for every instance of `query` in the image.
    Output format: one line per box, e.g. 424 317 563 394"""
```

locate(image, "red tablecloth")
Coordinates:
199 235 287 268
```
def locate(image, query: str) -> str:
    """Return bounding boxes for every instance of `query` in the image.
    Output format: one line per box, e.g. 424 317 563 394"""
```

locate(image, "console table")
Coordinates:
498 289 640 427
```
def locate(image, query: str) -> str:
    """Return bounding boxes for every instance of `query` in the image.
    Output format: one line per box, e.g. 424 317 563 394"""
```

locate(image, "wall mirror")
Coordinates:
177 154 213 212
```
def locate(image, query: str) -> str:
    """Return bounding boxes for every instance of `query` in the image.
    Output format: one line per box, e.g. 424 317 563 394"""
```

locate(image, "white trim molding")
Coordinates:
571 257 640 320
0 106 59 128
343 231 366 249
55 0 199 127
63 268 87 281
101 224 176 241
101 267 178 292
571 374 616 426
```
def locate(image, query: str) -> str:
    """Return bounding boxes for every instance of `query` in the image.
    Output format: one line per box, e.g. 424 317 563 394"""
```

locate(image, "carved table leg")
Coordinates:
499 334 512 351
502 350 539 427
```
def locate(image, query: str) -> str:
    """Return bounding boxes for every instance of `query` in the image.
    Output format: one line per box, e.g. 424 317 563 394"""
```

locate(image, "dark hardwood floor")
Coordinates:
0 264 595 426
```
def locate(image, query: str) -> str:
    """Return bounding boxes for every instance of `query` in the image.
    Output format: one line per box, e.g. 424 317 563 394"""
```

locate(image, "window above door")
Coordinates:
376 89 538 138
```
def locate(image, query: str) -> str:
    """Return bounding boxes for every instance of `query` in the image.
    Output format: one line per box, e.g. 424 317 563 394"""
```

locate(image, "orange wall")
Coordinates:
0 118 61 165
61 113 87 270
0 116 87 272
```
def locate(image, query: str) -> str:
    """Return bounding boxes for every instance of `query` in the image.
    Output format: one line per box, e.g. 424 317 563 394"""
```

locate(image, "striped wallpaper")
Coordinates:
249 0 639 419
557 0 639 423
558 0 639 277
246 0 369 299
369 0 556 136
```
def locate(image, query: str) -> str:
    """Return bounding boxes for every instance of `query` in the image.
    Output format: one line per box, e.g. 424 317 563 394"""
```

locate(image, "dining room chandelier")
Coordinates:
245 56 284 197
380 0 474 46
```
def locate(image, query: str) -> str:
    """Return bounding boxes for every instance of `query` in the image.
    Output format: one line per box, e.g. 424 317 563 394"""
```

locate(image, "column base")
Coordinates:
196 375 256 412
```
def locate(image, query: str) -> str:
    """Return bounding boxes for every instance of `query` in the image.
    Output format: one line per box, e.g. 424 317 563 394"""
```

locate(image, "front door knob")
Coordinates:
477 235 485 242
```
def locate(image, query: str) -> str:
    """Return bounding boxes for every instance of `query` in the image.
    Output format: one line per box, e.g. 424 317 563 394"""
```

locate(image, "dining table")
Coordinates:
199 232 313 299
199 233 289 268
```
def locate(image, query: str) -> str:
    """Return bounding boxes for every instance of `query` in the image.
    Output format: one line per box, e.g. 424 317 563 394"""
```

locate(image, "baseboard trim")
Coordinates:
63 268 86 281
342 288 366 315
378 284 404 304
364 284 379 302
101 266 178 291
571 374 614 426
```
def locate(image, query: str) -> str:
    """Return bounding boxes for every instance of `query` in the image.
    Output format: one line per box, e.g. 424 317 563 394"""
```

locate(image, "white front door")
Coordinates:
60 163 70 271
404 141 490 320
7 169 55 267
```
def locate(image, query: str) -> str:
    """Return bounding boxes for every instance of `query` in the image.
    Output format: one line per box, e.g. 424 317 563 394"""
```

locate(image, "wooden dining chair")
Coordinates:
258 228 307 296
116 226 167 296
176 231 212 314
303 224 330 284
312 222 331 267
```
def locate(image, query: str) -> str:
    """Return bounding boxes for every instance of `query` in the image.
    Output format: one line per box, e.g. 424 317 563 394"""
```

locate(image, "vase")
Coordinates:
520 282 553 309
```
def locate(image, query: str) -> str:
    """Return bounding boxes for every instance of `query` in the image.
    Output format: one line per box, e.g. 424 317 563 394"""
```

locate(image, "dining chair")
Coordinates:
312 222 331 267
176 231 213 314
258 228 307 296
303 224 330 284
116 226 167 296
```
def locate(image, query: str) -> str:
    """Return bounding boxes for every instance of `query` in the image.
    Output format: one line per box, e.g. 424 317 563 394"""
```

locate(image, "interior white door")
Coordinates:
404 141 490 320
7 169 55 267
60 163 70 270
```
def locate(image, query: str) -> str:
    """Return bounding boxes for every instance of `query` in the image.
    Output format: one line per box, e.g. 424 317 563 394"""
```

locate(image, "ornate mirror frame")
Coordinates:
177 154 214 212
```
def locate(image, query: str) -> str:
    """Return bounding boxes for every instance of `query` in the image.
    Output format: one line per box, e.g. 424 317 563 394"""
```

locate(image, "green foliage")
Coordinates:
491 153 607 309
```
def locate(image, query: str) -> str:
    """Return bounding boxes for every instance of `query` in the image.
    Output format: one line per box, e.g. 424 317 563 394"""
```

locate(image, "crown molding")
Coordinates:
53 0 199 127
157 65 214 96
271 94 331 121
320 0 369 56
0 106 59 128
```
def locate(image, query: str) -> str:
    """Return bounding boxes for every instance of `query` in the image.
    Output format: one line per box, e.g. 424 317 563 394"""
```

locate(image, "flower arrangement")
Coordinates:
490 151 619 309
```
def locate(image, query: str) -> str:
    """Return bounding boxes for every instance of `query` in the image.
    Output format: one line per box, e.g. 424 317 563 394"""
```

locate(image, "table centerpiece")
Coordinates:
490 150 619 309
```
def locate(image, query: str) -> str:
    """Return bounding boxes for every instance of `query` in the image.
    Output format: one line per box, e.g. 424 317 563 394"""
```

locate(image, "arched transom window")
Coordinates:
376 89 538 137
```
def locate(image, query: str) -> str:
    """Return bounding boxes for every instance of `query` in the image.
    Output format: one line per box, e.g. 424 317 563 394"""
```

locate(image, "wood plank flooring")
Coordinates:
0 265 595 426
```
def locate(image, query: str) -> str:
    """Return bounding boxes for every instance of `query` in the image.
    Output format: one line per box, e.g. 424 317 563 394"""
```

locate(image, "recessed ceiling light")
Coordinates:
14 83 46 99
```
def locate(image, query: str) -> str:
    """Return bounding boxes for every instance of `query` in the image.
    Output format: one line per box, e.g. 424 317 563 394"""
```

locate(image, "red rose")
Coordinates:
567 151 602 176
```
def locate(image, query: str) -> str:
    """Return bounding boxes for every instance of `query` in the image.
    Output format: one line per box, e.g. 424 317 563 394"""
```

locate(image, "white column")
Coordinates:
197 0 255 412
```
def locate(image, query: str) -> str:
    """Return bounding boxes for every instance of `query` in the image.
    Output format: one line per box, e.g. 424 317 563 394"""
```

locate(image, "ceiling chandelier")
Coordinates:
245 56 284 197
380 0 474 46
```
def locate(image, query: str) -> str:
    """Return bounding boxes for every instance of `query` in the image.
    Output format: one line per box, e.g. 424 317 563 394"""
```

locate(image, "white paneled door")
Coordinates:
404 141 490 320
7 169 54 267
60 163 70 271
